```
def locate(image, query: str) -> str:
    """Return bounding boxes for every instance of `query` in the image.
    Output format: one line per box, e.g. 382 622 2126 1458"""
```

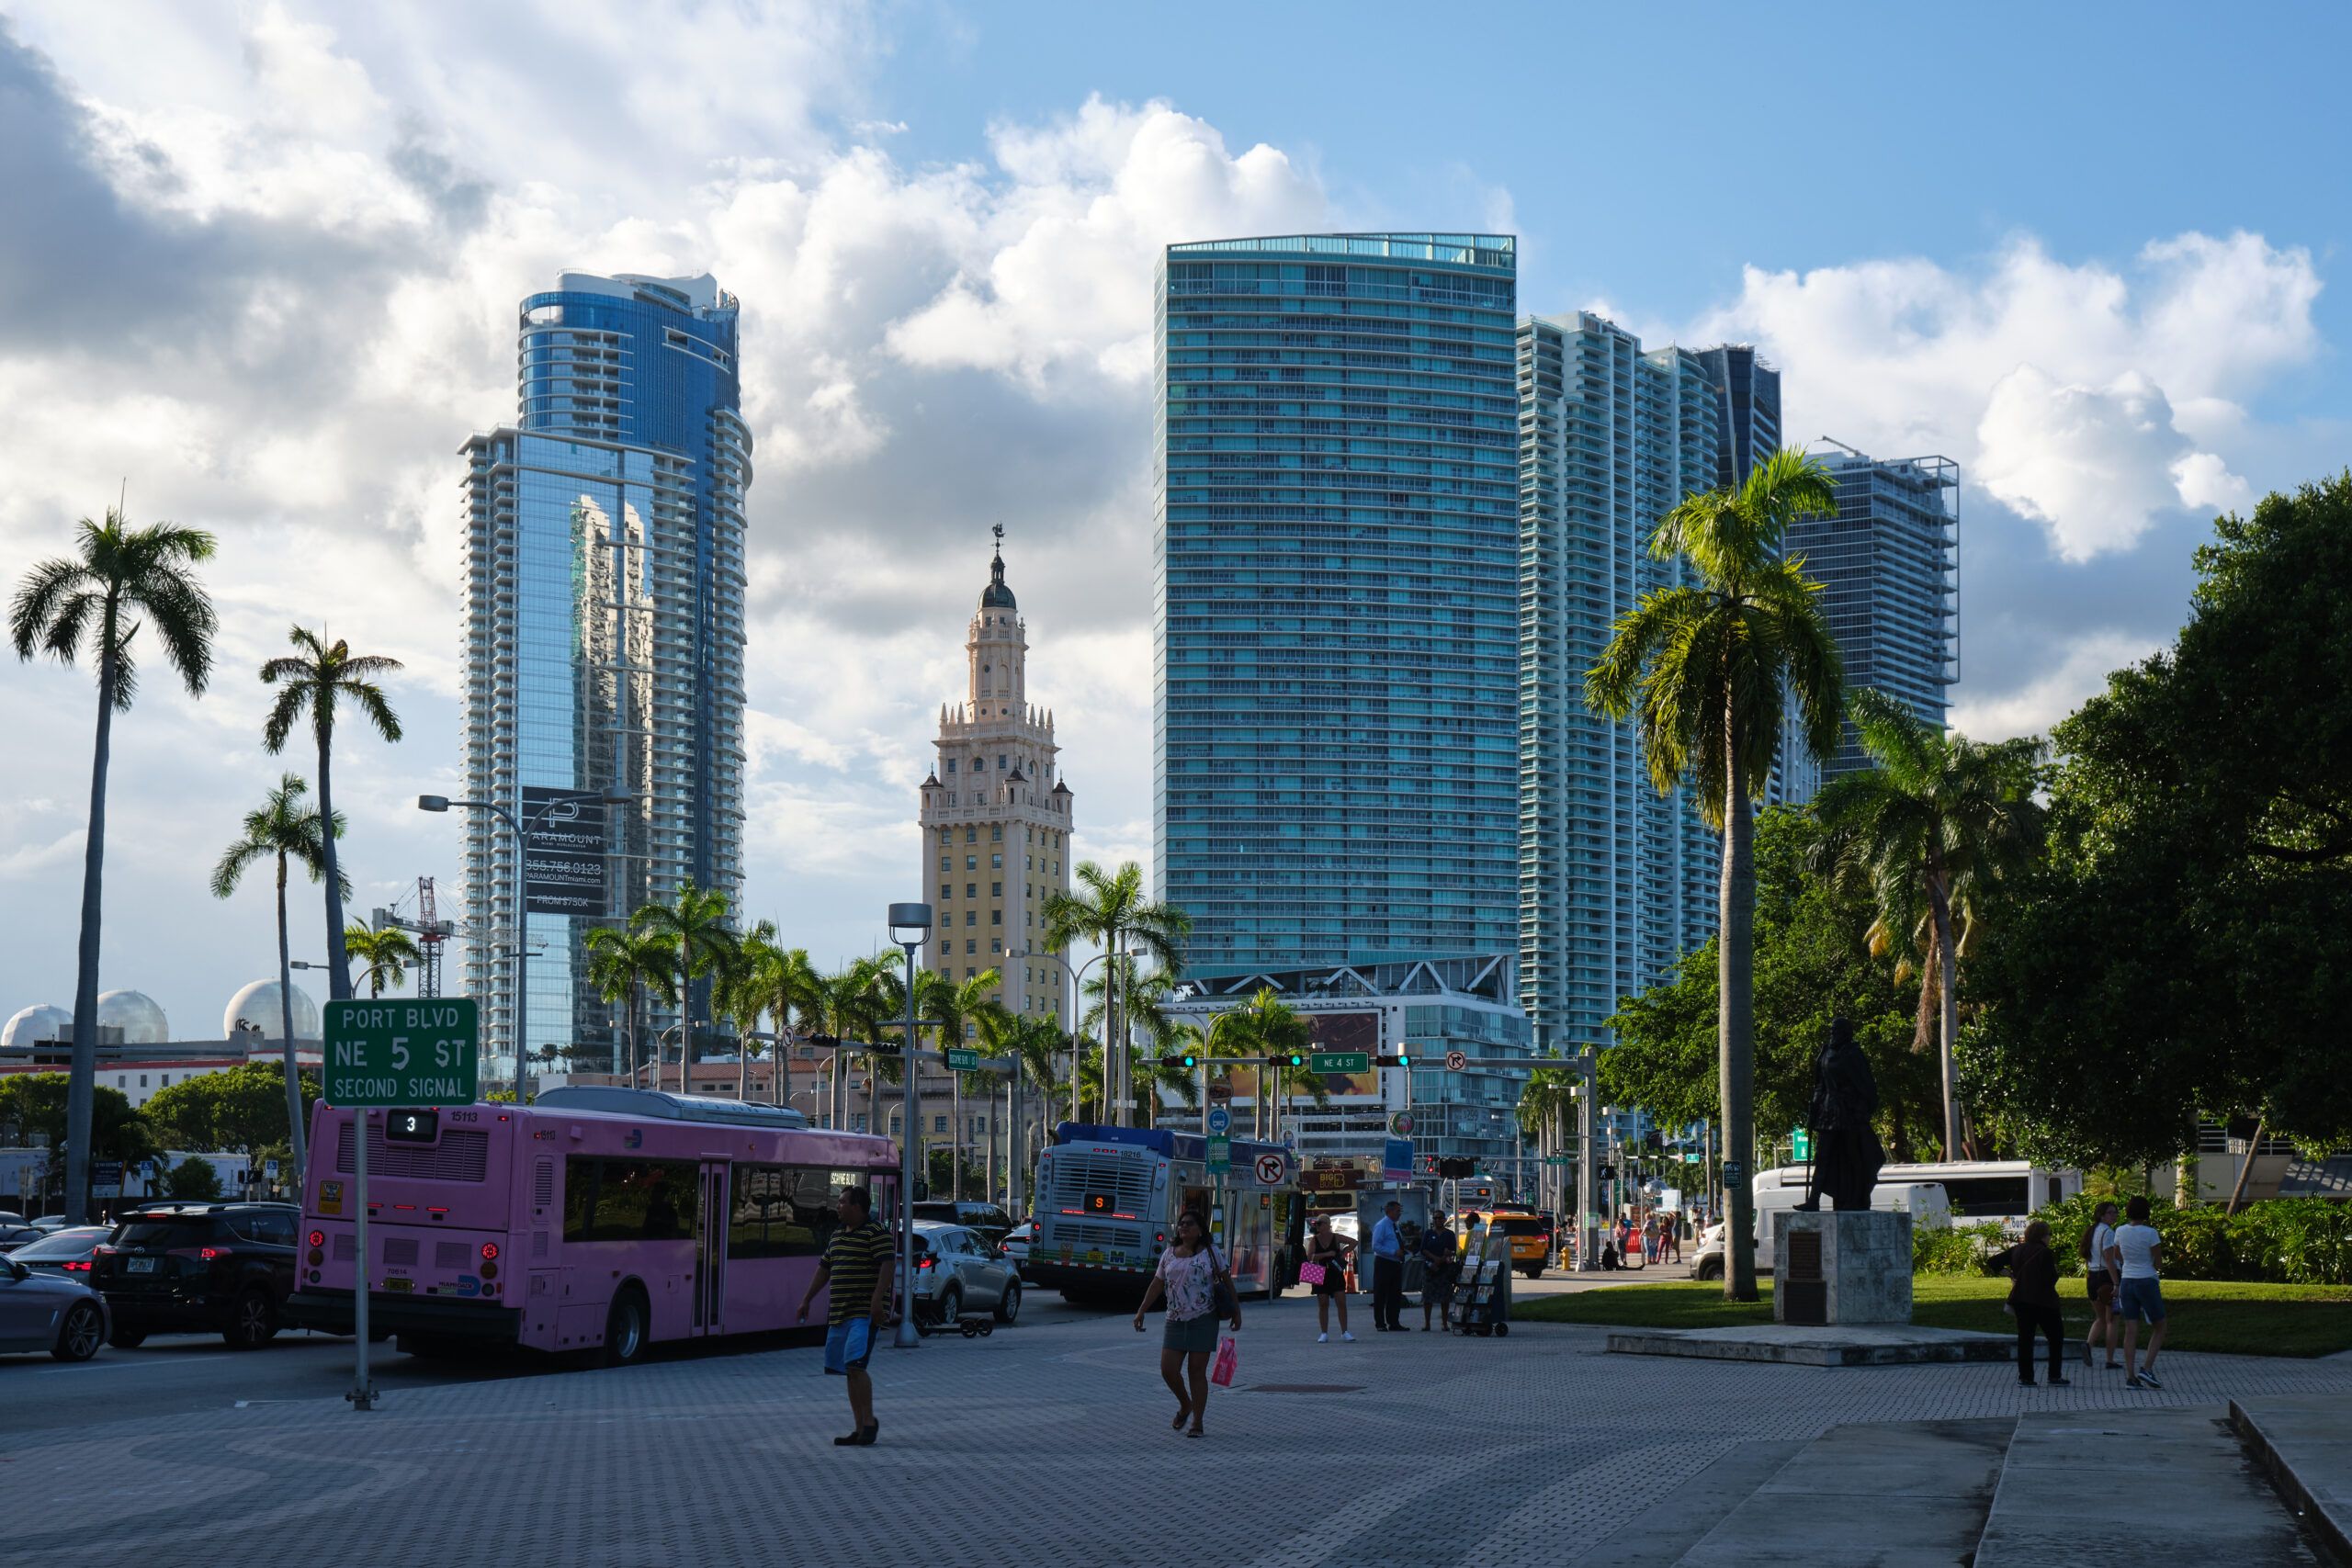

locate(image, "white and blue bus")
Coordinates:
1029 1122 1301 1305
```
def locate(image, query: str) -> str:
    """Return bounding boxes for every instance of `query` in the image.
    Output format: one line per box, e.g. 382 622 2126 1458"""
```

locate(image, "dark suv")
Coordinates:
92 1203 300 1348
910 1201 1015 1246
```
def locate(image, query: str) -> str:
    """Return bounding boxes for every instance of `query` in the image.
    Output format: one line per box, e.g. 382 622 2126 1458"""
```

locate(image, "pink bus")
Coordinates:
283 1086 899 1362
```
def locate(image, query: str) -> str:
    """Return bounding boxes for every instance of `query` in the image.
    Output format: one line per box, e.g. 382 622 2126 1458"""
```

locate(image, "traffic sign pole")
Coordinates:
353 1112 371 1410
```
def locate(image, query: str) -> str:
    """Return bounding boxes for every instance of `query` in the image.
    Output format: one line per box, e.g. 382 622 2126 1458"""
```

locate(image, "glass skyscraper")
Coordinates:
1786 446 1961 777
1153 234 1521 976
459 272 752 1080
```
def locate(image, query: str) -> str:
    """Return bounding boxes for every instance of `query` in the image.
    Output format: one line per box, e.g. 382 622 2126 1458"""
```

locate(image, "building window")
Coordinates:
990 909 1001 926
966 940 977 954
992 854 1002 869
939 855 949 872
945 758 956 773
934 1115 948 1134
140 1074 148 1088
938 942 950 957
990 939 1002 953
991 882 1001 897
997 755 1007 770
939 884 950 902
966 855 978 871
966 883 978 898
965 910 976 927
991 824 1001 840
966 827 977 844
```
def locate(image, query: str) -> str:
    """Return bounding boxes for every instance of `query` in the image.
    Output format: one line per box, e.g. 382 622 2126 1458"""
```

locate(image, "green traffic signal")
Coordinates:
1180 1053 1198 1069
1287 1053 1304 1067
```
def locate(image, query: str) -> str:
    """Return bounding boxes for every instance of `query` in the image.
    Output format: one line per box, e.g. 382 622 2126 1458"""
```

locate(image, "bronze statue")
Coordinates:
1798 1016 1883 1213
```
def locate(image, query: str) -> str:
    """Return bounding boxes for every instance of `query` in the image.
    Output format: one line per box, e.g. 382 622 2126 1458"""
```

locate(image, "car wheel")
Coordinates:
1522 1266 1544 1280
53 1302 103 1362
107 1328 148 1349
224 1287 277 1349
936 1284 962 1325
994 1280 1022 1324
603 1287 650 1367
1696 1257 1724 1281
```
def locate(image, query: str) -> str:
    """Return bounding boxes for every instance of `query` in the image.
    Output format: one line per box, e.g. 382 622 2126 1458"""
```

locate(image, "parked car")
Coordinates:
90 1202 300 1349
0 1253 108 1360
910 1201 1016 1246
0 1223 44 1254
28 1216 72 1234
6 1226 112 1279
1000 1219 1038 1272
901 1222 1022 1325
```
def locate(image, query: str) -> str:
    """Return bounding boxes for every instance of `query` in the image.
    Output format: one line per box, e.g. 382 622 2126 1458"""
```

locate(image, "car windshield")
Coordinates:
115 1217 213 1247
8 1228 107 1258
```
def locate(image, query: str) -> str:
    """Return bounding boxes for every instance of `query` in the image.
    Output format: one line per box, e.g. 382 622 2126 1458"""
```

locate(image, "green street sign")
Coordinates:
323 999 480 1108
1792 1127 1812 1160
1309 1052 1369 1074
944 1047 981 1071
1207 1134 1231 1174
1544 1155 1572 1166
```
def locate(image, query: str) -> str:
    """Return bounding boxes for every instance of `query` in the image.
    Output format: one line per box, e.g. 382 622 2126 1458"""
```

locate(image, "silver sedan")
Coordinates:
0 1253 108 1361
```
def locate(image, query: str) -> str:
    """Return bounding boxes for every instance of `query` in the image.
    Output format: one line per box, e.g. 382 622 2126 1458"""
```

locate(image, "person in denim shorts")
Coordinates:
2109 1195 2169 1389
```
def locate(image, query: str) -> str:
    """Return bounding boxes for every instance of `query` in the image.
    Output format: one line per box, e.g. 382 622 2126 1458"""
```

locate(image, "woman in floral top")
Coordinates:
1133 1208 1241 1437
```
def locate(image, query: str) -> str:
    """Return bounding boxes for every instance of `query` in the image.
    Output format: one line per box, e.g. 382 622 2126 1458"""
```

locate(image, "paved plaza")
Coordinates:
4 1292 2346 1568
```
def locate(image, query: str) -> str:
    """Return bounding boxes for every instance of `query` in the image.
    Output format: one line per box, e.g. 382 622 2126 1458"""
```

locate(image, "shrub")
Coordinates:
2019 1193 2352 1285
164 1156 222 1201
1915 1221 2007 1274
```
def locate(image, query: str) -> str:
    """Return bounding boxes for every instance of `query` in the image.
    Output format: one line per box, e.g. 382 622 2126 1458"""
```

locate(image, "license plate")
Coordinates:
384 1278 413 1293
128 1256 157 1273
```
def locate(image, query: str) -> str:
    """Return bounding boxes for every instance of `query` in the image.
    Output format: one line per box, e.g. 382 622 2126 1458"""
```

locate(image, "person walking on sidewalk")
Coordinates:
1988 1220 2069 1387
1134 1208 1241 1437
2110 1196 2169 1388
1369 1201 1407 1331
2080 1201 2122 1371
796 1185 894 1446
1305 1215 1355 1343
1419 1212 1458 1331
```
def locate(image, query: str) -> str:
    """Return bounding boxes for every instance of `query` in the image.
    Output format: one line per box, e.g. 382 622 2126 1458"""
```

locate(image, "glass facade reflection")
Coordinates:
461 273 752 1081
1153 234 1521 976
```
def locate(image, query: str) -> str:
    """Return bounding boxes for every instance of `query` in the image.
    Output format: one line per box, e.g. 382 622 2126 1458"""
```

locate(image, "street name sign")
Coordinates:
944 1047 981 1071
323 999 481 1108
1791 1127 1811 1160
1310 1051 1369 1074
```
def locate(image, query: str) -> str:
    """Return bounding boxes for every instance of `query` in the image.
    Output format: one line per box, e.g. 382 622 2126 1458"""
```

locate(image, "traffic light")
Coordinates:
1178 1052 1198 1069
1286 1052 1305 1067
1376 1052 1413 1067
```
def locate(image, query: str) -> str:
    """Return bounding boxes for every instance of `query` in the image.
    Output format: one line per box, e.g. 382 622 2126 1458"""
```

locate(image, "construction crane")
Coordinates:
371 876 457 998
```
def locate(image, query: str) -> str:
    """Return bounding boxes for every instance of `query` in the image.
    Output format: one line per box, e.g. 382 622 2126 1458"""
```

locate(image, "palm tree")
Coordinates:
260 626 403 1003
984 1012 1065 1192
344 925 422 999
628 880 737 1092
1517 1064 1580 1227
583 927 677 1082
806 958 889 1130
747 940 822 1108
1218 987 1316 1139
1587 447 1844 1302
1812 688 2044 1158
11 506 217 1223
1042 861 1191 1127
715 923 781 1102
211 774 344 1188
922 968 1008 1198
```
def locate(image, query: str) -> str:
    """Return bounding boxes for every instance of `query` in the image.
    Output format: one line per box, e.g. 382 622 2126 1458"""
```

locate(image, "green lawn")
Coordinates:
1514 1276 2352 1357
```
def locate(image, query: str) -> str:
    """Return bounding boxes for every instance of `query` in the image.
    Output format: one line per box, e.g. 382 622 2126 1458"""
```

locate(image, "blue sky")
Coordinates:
0 0 2344 1042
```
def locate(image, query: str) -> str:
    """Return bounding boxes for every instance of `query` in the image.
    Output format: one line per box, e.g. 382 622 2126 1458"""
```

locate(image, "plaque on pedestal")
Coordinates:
1773 1209 1912 1325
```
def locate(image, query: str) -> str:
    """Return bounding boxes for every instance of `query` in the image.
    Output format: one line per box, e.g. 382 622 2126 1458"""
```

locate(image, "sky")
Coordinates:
2 1 2346 1043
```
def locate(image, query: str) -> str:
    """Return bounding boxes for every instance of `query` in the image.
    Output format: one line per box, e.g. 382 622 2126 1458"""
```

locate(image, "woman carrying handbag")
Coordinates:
1133 1208 1244 1437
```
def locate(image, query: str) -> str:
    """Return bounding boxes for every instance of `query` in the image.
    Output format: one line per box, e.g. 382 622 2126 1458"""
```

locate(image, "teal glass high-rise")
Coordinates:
1153 234 1521 976
461 272 752 1080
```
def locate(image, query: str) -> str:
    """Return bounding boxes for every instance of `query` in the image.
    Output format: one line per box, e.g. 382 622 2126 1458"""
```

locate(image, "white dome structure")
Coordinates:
224 979 321 1043
96 989 170 1044
2 1004 73 1049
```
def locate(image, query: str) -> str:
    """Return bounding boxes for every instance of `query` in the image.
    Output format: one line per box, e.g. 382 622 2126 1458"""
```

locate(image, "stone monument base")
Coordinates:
1773 1208 1911 1325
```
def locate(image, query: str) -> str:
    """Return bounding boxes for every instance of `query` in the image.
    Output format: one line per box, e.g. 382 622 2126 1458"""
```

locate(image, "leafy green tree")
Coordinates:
1586 450 1844 1299
343 925 421 999
1042 861 1191 1128
211 773 342 1186
1813 689 2044 1157
584 926 679 1083
260 626 403 1002
165 1156 223 1201
1601 808 1929 1161
0 1074 157 1201
10 506 218 1221
142 1062 321 1155
628 880 738 1092
1964 474 2352 1168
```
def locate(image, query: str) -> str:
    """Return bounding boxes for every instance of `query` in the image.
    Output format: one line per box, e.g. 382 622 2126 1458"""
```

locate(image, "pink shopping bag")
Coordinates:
1297 1260 1327 1286
1210 1335 1238 1387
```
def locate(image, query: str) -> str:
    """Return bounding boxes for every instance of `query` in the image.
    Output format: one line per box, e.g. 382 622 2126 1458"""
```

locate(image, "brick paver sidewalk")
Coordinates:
4 1295 2346 1568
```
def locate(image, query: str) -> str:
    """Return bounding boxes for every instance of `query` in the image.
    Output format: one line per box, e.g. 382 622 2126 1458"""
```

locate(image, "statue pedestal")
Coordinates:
1773 1210 1911 1325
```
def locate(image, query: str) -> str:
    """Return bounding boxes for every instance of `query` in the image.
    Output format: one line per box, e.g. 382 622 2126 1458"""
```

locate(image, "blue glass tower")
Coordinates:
461 272 752 1079
1153 234 1521 976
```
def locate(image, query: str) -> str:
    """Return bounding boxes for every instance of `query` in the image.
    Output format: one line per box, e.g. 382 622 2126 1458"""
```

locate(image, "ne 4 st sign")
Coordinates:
324 998 481 1108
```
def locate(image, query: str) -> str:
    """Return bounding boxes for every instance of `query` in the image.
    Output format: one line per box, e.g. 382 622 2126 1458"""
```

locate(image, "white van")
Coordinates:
1691 1169 1951 1280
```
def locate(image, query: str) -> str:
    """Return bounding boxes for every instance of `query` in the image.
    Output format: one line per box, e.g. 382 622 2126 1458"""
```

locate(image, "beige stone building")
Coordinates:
918 537 1076 1027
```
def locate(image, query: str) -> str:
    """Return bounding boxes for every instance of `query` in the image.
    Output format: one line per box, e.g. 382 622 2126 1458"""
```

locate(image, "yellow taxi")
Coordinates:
1457 1207 1550 1279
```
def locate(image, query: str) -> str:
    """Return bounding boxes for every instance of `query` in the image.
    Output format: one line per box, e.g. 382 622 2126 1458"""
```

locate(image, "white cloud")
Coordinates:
1947 630 2165 742
1690 231 2319 560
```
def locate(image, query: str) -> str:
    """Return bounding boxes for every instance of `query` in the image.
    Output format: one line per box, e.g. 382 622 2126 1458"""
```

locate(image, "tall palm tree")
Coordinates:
1218 987 1316 1139
1518 1064 1580 1225
628 880 737 1092
260 626 402 1003
807 957 889 1130
12 506 217 1223
1587 447 1843 1302
750 941 822 1108
716 922 782 1101
1813 688 2044 1158
1042 861 1191 1127
984 1012 1065 1192
211 774 344 1188
344 925 422 999
583 927 677 1082
923 968 1009 1198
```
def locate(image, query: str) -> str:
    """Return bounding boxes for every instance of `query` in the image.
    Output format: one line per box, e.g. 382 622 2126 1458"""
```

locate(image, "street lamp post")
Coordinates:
1019 945 1132 1125
419 792 630 1106
887 902 932 1350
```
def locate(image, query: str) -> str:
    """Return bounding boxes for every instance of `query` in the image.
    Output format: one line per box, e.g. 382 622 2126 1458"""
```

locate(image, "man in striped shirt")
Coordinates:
798 1186 895 1445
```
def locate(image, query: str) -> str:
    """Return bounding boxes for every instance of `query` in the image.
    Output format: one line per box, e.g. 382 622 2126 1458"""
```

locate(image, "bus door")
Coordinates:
693 1161 728 1336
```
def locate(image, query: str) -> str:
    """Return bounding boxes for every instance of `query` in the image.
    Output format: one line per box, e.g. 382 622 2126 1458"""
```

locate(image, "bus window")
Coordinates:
564 1157 697 1243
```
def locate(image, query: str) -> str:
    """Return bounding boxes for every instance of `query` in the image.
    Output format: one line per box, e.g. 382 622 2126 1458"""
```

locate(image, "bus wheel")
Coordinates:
604 1287 650 1367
